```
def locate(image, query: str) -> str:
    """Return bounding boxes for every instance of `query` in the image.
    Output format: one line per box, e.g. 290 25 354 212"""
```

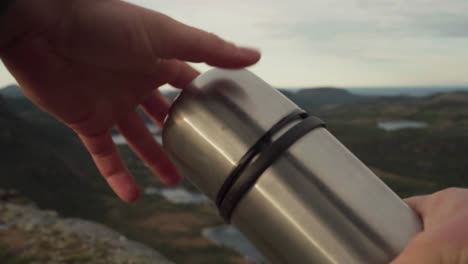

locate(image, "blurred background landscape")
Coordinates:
0 83 467 263
1 0 468 263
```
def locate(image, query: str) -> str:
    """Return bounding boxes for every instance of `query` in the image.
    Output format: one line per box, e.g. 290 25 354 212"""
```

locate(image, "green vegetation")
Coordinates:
0 94 246 263
322 95 468 196
0 95 109 220
328 122 468 190
0 244 32 264
109 145 243 264
1 88 468 263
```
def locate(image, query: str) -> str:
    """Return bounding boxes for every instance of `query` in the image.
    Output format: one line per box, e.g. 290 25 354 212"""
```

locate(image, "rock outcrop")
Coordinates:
0 194 173 264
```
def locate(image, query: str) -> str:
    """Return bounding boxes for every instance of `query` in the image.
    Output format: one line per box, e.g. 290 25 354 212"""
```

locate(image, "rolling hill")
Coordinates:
1 85 468 262
0 85 23 98
0 94 109 219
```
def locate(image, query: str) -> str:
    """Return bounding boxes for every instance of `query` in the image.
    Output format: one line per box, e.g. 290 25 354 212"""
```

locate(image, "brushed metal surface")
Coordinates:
163 69 299 200
162 69 422 264
231 128 421 264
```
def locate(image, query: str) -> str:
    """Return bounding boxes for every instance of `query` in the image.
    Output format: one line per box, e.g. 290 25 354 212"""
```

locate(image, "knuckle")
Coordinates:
438 187 466 198
208 32 229 49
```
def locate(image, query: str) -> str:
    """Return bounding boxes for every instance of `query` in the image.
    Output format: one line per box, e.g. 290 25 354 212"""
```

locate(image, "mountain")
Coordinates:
426 91 468 105
0 94 249 263
0 94 18 119
279 87 365 111
0 94 110 219
2 85 468 262
347 86 468 97
162 87 363 111
0 85 23 98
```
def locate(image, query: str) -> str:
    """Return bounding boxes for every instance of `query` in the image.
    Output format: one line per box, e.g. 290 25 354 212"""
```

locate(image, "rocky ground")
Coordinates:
0 190 173 264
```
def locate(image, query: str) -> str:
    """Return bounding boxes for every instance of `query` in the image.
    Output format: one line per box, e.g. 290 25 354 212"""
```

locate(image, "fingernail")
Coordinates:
107 172 141 203
238 47 261 61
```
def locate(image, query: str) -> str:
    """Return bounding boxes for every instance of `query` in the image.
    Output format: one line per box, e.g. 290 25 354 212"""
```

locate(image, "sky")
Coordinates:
1 0 468 88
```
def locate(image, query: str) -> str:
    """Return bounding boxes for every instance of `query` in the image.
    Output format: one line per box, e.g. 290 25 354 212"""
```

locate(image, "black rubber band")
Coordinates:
215 109 308 209
219 116 325 222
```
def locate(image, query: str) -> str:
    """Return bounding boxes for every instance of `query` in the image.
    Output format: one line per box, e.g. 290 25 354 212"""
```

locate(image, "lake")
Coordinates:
378 120 428 131
202 225 265 263
112 124 161 145
148 186 264 262
116 123 263 262
144 187 209 205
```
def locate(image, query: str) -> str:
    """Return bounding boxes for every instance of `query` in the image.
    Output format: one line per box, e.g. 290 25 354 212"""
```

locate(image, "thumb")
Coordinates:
405 195 429 215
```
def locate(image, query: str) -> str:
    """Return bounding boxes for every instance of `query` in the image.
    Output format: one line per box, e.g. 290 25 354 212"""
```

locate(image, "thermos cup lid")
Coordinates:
162 69 322 210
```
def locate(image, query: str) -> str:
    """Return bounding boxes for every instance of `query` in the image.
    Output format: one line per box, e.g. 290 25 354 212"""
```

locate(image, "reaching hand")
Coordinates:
0 0 261 202
392 188 468 264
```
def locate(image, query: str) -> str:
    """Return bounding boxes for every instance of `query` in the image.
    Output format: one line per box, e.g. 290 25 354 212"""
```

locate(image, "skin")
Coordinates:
1 1 467 262
392 188 468 264
0 0 260 203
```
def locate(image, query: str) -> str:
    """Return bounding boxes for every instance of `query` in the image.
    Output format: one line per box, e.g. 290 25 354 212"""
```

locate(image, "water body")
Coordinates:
202 225 265 263
145 186 264 261
111 121 259 263
144 187 209 205
378 120 428 131
146 188 265 261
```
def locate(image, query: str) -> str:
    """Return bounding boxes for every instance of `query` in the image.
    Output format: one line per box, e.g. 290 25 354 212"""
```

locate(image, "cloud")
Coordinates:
242 0 468 69
2 0 468 88
256 0 468 40
410 14 468 38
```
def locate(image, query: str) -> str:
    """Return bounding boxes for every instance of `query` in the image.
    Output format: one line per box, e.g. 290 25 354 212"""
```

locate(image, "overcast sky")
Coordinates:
2 0 468 88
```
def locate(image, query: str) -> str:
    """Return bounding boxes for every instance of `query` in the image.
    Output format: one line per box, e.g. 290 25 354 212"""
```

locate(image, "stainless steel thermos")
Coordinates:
162 69 422 264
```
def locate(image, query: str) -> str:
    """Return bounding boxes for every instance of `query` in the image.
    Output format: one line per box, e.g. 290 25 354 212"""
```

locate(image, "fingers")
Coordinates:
168 61 200 88
141 61 199 125
138 7 261 68
153 60 200 89
405 195 429 216
405 195 429 222
142 90 170 127
79 131 141 203
117 111 181 185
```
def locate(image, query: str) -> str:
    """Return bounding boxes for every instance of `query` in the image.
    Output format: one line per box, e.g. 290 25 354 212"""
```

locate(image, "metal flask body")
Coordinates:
162 69 421 264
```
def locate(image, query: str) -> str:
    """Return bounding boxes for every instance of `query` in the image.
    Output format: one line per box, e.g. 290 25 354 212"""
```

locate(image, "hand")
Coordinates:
392 188 468 264
0 0 261 202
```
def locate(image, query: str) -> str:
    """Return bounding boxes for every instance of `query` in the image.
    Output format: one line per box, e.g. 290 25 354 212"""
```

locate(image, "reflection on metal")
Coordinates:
256 184 339 264
183 117 236 166
163 69 422 264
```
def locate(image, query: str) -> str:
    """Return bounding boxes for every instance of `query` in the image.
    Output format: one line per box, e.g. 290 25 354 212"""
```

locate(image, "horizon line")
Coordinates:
2 83 468 90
